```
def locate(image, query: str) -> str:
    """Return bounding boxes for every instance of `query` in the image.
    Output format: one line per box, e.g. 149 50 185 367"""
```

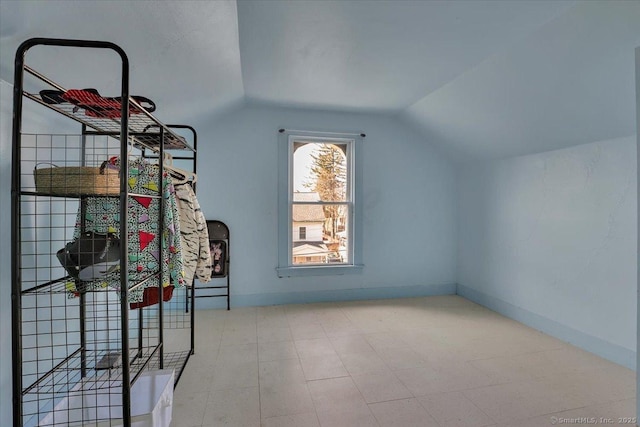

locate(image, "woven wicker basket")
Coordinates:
34 163 120 196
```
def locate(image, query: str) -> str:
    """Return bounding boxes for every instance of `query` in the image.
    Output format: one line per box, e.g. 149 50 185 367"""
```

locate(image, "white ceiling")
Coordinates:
0 1 244 123
1 0 639 162
238 0 574 112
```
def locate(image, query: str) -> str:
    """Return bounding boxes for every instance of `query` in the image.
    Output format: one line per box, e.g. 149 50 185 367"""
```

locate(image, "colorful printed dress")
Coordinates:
71 156 185 303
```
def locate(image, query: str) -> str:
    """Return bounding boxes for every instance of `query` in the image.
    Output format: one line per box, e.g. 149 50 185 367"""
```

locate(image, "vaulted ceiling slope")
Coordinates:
404 0 640 161
1 1 639 162
0 1 244 123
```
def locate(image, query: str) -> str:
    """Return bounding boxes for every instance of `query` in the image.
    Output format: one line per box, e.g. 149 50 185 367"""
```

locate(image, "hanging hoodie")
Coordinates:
174 182 212 284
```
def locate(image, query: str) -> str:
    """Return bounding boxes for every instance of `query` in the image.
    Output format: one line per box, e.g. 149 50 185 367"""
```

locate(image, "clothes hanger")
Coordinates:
163 152 197 184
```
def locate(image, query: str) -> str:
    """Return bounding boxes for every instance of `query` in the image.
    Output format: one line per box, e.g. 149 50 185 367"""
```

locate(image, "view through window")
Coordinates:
291 139 350 265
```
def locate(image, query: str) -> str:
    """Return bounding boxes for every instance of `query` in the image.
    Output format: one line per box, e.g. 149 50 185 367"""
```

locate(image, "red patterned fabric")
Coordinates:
62 89 142 119
129 285 174 309
133 196 153 209
138 231 155 251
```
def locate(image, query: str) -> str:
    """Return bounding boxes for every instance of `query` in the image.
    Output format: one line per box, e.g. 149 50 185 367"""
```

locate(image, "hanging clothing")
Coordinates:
71 157 185 303
174 182 212 284
40 88 156 119
129 285 175 310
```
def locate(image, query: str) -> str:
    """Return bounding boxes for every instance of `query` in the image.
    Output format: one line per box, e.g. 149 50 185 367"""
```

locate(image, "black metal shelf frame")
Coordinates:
11 38 197 427
192 220 231 311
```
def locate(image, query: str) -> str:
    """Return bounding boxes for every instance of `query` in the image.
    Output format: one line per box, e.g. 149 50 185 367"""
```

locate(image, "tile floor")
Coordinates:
171 296 635 427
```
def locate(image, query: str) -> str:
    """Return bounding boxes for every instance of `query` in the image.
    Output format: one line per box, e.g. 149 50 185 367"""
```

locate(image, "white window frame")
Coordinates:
277 129 364 277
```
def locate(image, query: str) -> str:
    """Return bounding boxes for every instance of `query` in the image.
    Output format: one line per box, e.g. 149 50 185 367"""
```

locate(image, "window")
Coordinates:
277 129 363 277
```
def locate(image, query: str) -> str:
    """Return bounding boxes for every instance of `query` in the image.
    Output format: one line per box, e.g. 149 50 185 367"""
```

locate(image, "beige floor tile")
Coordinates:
259 358 307 387
495 399 636 427
330 334 375 355
504 329 568 352
194 329 223 348
211 360 259 390
257 326 292 343
185 299 634 427
172 391 208 427
462 380 579 424
346 316 391 334
257 317 290 330
535 368 635 407
286 306 320 321
259 382 315 419
192 337 221 356
286 310 321 324
258 340 298 362
315 406 380 427
300 353 349 380
502 398 637 427
396 361 497 395
164 329 193 352
221 326 258 347
340 351 389 375
510 346 627 379
256 305 286 315
351 370 413 403
393 328 435 346
364 332 410 352
203 386 260 427
433 360 498 391
449 335 536 360
217 343 258 364
219 316 259 330
391 365 440 396
256 310 288 328
178 361 216 393
369 398 439 427
322 321 363 338
417 391 495 427
412 340 469 365
294 337 338 359
261 412 320 427
307 376 369 413
376 346 428 370
469 355 539 384
290 323 327 340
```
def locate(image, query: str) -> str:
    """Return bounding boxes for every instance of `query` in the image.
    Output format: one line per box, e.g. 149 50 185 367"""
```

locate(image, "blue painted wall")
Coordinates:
458 135 637 369
192 103 457 308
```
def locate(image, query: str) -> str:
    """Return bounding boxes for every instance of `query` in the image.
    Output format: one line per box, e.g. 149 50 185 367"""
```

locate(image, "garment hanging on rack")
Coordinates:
174 182 212 284
163 152 197 185
70 156 185 303
40 88 156 118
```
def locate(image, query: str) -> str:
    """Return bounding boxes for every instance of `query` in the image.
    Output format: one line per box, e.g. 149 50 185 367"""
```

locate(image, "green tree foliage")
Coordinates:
304 143 346 239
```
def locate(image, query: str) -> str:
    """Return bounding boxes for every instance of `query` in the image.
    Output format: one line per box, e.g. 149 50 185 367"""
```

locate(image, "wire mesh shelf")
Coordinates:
13 38 197 427
23 65 193 152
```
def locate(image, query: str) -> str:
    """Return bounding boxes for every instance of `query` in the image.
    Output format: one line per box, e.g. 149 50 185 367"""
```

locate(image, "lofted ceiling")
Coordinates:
1 0 639 162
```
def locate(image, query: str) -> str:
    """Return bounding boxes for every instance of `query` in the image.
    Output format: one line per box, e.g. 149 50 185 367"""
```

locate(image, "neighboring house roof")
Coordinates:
292 192 325 222
293 192 320 202
292 242 328 257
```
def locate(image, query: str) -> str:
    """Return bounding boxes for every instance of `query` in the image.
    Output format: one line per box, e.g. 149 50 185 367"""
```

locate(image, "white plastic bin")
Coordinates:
38 369 174 427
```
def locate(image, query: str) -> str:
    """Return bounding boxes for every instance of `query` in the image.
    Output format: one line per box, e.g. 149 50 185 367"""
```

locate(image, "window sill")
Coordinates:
276 264 364 278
